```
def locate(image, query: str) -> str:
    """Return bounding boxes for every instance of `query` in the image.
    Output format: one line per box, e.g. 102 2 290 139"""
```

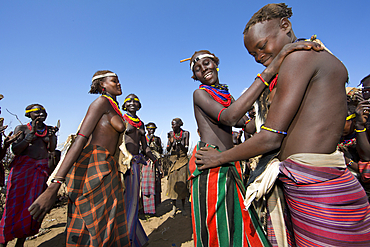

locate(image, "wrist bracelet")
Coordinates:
50 178 63 184
355 128 367 133
54 176 65 181
257 73 269 87
347 160 354 167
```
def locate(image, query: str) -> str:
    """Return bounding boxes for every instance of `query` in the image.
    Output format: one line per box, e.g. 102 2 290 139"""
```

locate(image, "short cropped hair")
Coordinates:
190 50 220 81
172 118 183 126
243 3 292 34
360 74 370 86
89 70 115 94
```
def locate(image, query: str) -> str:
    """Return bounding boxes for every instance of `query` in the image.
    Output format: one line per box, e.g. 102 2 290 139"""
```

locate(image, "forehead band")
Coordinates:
124 97 140 103
190 54 215 71
92 72 117 82
25 107 45 113
146 126 156 129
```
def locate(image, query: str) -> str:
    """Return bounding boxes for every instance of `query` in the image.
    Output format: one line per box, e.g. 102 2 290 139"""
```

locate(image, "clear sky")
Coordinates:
1 0 369 151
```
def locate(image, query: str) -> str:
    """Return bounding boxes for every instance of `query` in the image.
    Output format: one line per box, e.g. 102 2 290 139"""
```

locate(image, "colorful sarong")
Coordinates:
65 145 130 247
141 159 156 214
0 155 49 243
124 154 148 247
279 153 370 246
188 142 271 247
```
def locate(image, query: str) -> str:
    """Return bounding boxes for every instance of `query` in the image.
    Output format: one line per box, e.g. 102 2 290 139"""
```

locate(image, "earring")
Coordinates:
102 87 105 94
216 67 219 72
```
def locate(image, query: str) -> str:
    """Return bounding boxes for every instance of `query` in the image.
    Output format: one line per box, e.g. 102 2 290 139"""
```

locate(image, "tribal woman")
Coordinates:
122 94 159 247
28 71 131 247
166 118 190 217
0 104 57 247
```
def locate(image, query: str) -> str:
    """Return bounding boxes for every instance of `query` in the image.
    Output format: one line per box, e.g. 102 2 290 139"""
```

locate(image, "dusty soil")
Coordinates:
6 177 194 247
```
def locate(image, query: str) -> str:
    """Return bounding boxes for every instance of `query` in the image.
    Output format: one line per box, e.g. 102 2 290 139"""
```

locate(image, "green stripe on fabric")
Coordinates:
233 184 243 247
216 166 229 246
192 175 202 246
248 206 272 247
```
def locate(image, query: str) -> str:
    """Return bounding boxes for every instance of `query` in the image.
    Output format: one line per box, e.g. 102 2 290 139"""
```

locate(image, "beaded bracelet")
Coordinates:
355 128 367 133
217 108 226 122
261 125 287 135
257 73 269 87
78 132 88 139
347 160 354 167
50 178 63 184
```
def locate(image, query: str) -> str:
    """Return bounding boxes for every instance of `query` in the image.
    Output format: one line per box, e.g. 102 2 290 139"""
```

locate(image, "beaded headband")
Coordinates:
189 54 215 71
146 126 156 129
25 107 45 113
124 97 140 103
91 72 117 82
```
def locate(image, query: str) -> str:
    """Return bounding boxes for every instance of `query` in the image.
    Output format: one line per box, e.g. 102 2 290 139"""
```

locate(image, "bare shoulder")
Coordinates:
193 88 209 102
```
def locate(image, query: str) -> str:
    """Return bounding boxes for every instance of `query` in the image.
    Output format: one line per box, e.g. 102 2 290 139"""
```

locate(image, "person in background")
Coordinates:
0 104 57 247
142 122 163 215
166 118 189 217
122 93 158 246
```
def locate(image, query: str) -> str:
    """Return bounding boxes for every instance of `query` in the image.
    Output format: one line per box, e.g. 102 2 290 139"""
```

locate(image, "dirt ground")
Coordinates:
6 177 194 247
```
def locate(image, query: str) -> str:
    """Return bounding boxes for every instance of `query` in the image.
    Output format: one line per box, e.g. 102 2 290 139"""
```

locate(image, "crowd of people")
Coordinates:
0 2 370 247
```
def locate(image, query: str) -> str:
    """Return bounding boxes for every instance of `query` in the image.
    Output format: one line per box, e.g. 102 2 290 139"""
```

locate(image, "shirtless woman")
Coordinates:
28 71 131 246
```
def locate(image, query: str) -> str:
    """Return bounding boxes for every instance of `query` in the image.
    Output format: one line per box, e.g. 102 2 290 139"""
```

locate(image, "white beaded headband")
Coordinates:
190 54 215 71
92 72 117 82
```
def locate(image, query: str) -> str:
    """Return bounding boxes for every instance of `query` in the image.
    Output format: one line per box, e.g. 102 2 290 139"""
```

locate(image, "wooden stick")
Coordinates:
180 58 191 63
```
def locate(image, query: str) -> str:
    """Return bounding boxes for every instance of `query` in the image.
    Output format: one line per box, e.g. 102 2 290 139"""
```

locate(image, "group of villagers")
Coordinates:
1 2 370 247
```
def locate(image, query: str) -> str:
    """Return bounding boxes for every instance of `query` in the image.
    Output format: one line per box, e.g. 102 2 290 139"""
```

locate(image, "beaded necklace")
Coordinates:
27 122 47 137
199 84 231 107
101 94 123 119
146 134 152 144
124 113 142 129
173 129 183 141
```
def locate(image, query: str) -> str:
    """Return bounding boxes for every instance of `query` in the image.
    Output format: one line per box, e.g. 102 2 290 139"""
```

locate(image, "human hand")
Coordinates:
30 116 42 134
28 184 59 222
4 130 22 146
48 126 59 136
194 147 223 170
355 98 370 128
0 125 8 135
267 41 324 75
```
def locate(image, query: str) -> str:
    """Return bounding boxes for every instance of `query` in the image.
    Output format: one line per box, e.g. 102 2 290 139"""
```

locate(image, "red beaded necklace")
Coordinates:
27 122 47 137
173 129 183 141
123 113 142 129
101 94 123 119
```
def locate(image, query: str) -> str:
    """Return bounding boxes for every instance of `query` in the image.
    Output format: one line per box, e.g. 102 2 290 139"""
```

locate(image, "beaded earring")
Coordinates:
216 67 219 72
